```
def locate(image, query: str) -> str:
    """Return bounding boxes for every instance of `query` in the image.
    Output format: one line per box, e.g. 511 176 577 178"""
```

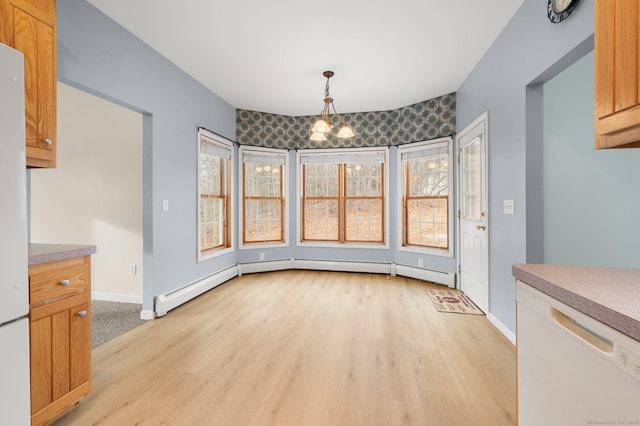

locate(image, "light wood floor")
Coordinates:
54 270 516 425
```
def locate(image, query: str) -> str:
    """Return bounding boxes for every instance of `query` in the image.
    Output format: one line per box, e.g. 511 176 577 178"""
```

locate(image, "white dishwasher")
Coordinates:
517 281 640 426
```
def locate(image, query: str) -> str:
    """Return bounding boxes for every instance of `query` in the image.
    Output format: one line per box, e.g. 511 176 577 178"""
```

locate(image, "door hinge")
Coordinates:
458 265 461 274
458 210 461 219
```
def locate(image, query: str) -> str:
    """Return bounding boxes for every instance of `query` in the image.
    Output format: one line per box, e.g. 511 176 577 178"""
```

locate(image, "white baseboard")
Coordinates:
487 312 516 345
240 258 396 276
140 310 156 320
92 292 143 304
154 265 239 317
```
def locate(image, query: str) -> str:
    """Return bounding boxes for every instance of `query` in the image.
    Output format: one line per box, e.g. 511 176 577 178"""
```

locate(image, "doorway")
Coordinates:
457 112 489 313
30 82 144 303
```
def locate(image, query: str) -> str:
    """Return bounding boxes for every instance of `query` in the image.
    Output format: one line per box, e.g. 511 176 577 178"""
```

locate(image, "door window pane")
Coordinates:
462 137 482 220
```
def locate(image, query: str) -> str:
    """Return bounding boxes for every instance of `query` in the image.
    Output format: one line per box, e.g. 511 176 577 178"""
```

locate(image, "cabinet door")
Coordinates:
0 0 56 167
594 0 640 148
70 300 91 389
30 295 91 416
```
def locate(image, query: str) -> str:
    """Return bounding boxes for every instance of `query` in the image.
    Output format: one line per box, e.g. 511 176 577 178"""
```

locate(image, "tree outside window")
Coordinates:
401 141 451 251
241 148 286 244
198 130 232 259
300 150 386 244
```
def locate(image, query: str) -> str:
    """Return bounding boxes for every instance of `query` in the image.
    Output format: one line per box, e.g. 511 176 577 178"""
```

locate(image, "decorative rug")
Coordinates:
427 288 484 315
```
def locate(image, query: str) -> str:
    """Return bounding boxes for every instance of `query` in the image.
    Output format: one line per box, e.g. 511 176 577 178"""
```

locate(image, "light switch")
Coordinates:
503 200 514 215
162 200 169 211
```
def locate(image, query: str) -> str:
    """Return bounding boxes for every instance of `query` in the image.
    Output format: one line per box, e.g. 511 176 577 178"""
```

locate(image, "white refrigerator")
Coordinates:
0 42 31 424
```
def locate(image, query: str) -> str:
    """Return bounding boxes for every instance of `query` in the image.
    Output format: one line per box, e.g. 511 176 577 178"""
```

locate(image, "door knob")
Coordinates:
476 225 486 231
78 310 87 318
43 138 53 145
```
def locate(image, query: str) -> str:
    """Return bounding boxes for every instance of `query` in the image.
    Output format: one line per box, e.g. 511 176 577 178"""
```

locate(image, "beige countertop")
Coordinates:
513 263 640 342
28 243 97 266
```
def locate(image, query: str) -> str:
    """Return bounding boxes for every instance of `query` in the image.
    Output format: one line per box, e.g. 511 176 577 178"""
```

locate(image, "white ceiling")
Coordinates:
87 0 523 117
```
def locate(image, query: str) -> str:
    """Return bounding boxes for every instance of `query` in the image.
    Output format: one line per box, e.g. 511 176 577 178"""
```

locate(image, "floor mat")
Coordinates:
427 288 484 315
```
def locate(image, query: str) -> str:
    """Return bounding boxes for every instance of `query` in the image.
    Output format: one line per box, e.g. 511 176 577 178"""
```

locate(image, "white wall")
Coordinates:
544 51 640 267
30 82 143 302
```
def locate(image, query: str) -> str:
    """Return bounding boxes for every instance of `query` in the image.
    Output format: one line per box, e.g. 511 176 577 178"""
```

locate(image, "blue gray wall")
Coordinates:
544 51 640 267
457 0 594 332
57 0 237 312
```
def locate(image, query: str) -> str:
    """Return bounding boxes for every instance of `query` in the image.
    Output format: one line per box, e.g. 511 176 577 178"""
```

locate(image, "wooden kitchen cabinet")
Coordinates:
0 0 57 167
28 255 92 426
595 0 640 149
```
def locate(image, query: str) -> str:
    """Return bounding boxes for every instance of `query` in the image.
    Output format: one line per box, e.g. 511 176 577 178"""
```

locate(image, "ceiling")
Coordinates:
87 0 523 117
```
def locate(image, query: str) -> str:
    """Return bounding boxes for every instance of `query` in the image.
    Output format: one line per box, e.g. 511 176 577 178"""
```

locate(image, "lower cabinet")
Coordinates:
29 256 92 426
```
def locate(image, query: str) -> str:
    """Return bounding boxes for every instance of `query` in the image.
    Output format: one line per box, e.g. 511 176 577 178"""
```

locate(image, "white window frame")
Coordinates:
296 147 390 249
239 146 289 250
397 137 454 258
197 128 235 262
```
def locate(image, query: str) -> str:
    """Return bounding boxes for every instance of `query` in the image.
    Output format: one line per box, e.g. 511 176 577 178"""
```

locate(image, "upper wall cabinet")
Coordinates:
595 0 640 149
0 0 57 167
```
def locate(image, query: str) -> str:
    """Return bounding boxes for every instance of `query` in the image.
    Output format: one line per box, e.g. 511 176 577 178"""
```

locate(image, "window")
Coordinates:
299 149 387 244
399 138 453 255
240 147 287 245
198 129 233 259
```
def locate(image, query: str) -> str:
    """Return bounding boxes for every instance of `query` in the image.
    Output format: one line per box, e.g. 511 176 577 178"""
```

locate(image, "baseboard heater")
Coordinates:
238 258 391 276
238 259 455 287
395 264 455 288
154 265 238 317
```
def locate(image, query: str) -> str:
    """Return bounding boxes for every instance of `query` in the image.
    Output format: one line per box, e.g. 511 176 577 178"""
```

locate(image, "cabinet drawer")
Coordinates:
29 257 90 307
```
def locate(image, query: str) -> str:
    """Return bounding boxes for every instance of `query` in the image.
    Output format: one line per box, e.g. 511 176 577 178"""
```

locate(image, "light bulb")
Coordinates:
310 132 327 142
312 119 331 134
337 125 355 139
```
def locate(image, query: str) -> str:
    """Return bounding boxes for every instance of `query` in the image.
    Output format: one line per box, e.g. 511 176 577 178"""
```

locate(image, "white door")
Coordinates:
458 113 488 313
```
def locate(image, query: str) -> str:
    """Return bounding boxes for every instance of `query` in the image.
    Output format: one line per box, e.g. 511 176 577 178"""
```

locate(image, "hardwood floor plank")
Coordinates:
53 270 515 425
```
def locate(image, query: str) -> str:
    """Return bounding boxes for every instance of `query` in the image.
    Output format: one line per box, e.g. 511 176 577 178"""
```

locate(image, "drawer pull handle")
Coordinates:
551 308 613 353
59 279 70 286
43 138 53 145
78 310 87 318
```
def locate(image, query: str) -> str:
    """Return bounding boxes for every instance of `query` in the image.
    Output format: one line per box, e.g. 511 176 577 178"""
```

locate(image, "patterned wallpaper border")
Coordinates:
236 92 456 149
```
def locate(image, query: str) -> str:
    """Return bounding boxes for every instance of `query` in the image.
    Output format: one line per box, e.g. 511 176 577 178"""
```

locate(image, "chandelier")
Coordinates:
310 71 355 142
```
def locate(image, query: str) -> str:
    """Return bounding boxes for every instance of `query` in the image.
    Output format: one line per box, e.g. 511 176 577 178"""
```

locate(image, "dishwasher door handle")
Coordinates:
551 308 614 353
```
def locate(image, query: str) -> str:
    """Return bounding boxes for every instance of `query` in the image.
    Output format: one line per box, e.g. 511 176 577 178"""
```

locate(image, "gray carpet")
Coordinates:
92 300 144 348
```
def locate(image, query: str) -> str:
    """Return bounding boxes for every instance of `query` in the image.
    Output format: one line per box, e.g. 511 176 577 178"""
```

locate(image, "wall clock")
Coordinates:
547 0 580 23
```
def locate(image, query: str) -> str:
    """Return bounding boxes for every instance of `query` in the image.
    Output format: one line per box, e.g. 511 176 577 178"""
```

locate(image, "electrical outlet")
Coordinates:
259 252 265 261
418 258 423 268
129 264 137 275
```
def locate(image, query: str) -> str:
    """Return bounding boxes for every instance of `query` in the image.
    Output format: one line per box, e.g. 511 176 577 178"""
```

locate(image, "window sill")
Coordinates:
198 246 234 263
397 245 453 258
